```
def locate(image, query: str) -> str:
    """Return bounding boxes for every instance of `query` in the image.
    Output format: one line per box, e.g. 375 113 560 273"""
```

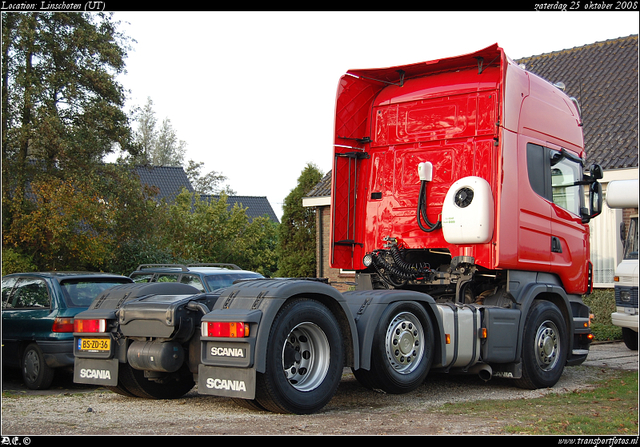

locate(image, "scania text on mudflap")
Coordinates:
73 44 603 414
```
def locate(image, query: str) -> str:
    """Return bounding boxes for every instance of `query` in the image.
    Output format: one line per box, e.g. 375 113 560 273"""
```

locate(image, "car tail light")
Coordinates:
74 319 106 333
52 317 75 333
202 321 249 338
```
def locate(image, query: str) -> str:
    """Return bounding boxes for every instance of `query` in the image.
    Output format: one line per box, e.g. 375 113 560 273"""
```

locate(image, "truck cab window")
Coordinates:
551 157 582 216
527 143 584 216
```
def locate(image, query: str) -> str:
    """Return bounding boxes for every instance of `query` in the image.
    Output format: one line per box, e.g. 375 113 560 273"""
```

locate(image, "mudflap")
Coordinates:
74 358 119 386
198 364 256 399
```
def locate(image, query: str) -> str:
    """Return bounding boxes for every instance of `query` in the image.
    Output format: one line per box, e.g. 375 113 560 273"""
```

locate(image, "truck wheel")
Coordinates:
622 328 638 350
118 362 195 399
21 343 55 390
255 298 344 414
516 300 568 389
105 381 137 397
354 302 434 394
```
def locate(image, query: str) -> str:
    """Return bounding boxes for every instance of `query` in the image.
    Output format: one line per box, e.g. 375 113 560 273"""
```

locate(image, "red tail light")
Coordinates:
52 317 75 333
74 319 106 333
202 321 249 338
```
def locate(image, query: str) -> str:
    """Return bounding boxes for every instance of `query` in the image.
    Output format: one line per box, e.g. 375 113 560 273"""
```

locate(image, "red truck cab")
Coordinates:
331 44 601 295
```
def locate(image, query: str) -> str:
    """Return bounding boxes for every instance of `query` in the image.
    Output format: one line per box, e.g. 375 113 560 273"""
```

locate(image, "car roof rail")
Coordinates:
188 263 242 270
135 264 189 272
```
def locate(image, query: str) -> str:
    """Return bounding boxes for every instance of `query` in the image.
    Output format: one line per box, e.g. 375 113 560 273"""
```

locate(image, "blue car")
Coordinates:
2 272 133 389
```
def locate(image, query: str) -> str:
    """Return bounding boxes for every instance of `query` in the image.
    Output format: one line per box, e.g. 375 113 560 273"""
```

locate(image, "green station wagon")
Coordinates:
2 272 133 389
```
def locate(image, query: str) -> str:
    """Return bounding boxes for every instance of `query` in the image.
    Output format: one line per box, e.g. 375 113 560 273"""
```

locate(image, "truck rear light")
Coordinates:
74 318 106 333
202 321 249 338
52 317 75 333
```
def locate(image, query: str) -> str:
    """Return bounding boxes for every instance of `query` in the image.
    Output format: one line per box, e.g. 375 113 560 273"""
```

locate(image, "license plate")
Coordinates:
78 338 111 352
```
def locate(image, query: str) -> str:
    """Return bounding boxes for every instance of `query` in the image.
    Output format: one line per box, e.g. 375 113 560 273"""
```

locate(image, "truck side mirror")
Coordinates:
590 164 603 180
588 181 603 221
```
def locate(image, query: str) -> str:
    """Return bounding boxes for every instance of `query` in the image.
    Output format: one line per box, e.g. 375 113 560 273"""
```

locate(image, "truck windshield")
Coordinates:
624 217 638 260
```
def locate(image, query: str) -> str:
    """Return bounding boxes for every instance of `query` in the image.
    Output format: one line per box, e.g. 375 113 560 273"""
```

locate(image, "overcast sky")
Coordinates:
109 11 639 218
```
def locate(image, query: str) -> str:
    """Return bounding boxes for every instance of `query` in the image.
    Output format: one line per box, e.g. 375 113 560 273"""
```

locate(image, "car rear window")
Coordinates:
205 273 262 291
59 279 131 308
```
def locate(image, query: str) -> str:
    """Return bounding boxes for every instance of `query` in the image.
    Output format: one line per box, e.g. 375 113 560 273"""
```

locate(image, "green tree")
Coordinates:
1 12 137 272
276 163 323 277
156 190 278 276
185 159 235 195
131 97 235 194
131 97 186 167
2 12 133 175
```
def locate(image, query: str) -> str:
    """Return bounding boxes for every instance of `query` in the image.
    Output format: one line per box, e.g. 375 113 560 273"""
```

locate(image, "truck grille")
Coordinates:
615 286 639 308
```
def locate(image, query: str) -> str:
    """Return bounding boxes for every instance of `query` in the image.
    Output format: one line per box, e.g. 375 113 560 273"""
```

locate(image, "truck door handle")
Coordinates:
551 236 563 253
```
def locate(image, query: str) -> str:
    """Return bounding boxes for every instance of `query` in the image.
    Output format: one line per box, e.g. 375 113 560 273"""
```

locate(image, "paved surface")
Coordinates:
582 341 638 371
2 342 637 397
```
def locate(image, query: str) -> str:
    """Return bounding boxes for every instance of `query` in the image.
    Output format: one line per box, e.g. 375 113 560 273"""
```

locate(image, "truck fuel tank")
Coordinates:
434 303 482 369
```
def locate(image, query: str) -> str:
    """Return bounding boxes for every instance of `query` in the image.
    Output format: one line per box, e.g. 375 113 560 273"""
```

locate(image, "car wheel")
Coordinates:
21 343 55 390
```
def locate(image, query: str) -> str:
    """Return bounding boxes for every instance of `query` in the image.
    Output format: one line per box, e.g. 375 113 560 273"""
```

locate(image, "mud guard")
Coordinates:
341 289 445 371
205 278 361 372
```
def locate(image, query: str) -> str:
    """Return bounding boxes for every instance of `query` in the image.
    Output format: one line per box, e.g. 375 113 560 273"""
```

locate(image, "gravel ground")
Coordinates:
1 363 619 436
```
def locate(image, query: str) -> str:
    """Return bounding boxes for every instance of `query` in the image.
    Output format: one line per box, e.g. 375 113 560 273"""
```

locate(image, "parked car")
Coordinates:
2 272 133 389
128 264 263 292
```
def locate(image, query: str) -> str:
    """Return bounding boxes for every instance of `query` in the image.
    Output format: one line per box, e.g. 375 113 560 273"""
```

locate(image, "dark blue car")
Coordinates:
2 272 133 389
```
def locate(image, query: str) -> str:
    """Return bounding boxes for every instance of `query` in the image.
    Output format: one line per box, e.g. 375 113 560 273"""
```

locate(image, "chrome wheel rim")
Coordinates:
281 322 330 392
384 312 425 374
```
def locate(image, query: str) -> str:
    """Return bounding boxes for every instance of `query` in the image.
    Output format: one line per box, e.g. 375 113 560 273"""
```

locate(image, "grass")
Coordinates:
433 289 637 436
438 370 638 435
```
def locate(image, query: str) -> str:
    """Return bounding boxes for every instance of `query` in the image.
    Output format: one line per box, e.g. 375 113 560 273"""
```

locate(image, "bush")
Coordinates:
583 289 623 341
2 248 38 276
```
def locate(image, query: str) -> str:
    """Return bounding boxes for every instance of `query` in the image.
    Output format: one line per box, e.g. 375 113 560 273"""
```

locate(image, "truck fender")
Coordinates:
209 279 360 373
342 290 445 371
82 282 202 312
511 281 574 361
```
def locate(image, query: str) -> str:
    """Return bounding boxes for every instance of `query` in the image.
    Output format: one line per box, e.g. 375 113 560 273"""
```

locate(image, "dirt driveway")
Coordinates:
1 342 637 436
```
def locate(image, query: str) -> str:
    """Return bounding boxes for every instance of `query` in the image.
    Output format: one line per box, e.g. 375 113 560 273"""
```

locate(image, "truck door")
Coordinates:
520 141 589 289
548 151 589 289
519 141 552 270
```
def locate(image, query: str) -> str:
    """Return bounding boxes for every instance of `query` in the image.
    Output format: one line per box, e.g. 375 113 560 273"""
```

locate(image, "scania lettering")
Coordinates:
206 378 247 392
210 347 245 358
79 368 112 380
73 44 603 415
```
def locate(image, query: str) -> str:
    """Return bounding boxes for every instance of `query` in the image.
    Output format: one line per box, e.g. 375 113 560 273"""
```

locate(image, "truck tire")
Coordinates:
254 298 344 414
21 343 55 390
105 379 137 397
118 362 195 399
516 300 568 389
354 301 434 394
622 328 638 350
